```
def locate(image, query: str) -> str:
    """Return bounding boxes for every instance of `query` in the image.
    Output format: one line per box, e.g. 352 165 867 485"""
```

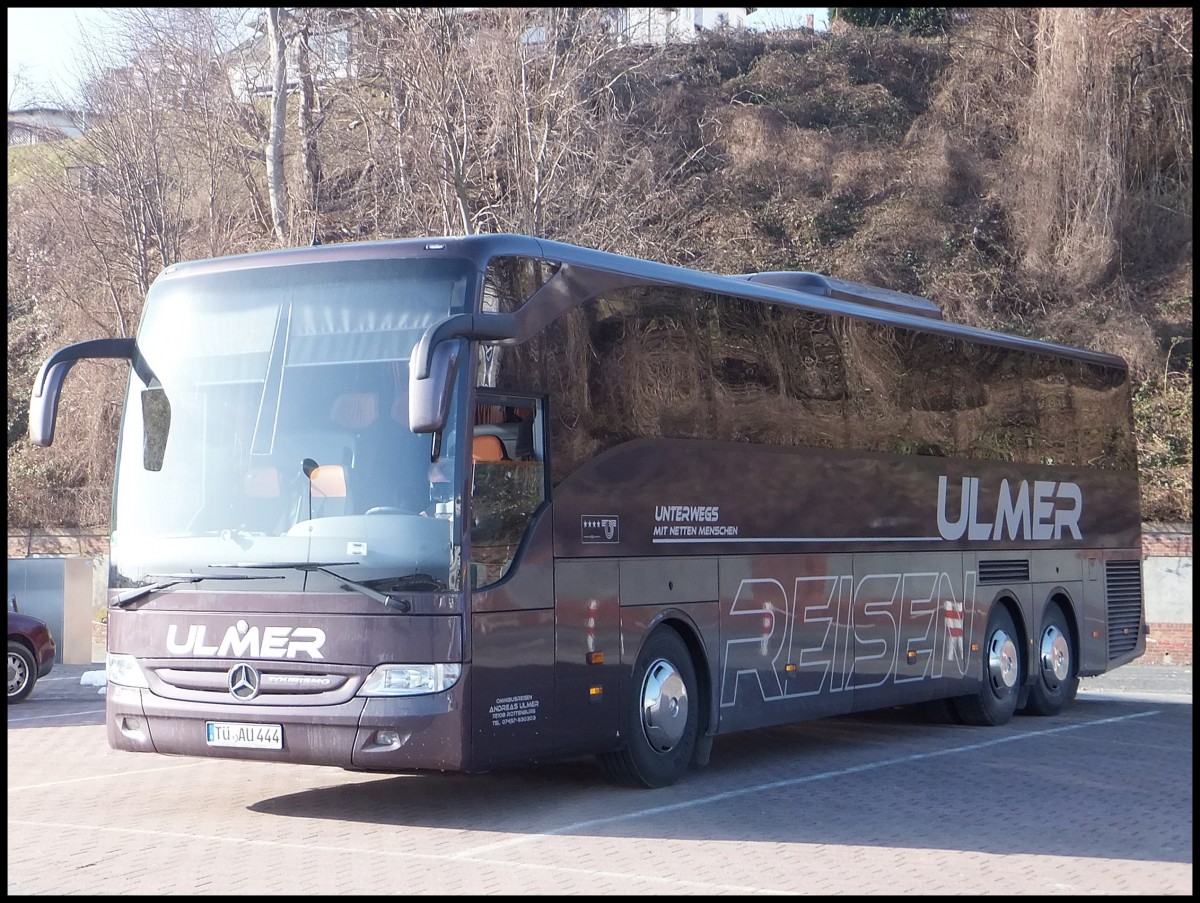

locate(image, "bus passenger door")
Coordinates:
469 394 545 587
467 393 559 771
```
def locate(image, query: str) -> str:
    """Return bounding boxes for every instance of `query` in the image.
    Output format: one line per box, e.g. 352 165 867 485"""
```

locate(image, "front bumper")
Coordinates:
106 680 470 772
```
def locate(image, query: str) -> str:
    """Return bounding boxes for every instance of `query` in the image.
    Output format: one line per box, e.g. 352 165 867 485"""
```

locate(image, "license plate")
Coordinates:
206 721 283 750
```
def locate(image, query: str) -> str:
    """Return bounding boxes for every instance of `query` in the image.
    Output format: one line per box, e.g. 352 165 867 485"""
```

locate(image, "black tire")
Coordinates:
1021 601 1078 716
8 640 37 704
598 627 698 789
952 604 1021 727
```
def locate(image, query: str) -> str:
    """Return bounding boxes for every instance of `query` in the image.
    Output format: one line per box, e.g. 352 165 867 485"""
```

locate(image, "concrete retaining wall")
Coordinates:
1140 524 1192 665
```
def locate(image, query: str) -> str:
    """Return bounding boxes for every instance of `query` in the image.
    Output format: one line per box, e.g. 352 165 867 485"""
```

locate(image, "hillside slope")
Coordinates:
6 8 1191 526
645 13 1191 519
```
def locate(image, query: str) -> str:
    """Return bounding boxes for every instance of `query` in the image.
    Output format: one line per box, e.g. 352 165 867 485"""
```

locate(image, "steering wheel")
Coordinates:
365 506 412 515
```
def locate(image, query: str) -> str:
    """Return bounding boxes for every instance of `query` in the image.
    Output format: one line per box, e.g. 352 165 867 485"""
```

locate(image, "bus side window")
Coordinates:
469 395 546 587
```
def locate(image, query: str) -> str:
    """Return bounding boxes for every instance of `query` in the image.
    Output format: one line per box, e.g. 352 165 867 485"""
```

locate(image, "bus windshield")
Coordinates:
110 255 473 596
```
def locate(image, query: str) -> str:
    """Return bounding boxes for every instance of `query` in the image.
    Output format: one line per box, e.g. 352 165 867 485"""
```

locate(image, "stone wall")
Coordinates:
8 527 109 560
1139 523 1193 665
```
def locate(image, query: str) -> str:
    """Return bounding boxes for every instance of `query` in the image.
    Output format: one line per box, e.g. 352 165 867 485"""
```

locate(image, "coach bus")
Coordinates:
29 234 1145 787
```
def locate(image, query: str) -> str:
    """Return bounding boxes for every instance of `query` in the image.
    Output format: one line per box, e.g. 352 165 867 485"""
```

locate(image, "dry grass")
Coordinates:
6 10 1192 526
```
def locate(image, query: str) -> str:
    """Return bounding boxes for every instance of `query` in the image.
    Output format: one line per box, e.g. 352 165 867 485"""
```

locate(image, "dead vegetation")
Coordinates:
6 7 1191 526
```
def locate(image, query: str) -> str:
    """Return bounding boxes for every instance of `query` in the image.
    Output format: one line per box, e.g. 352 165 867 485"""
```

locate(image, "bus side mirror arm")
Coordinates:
411 313 517 381
409 313 517 434
29 338 138 447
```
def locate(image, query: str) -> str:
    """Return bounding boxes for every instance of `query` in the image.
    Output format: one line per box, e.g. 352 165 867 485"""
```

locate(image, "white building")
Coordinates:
611 7 754 44
7 107 88 145
224 7 801 101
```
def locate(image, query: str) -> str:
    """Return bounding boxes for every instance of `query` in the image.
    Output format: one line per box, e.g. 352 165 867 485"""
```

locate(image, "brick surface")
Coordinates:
5 665 1193 895
1143 623 1194 665
1142 532 1193 557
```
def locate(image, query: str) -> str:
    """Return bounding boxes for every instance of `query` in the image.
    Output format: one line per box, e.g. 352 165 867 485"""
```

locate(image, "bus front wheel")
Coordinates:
953 603 1021 727
1021 601 1078 716
598 627 698 789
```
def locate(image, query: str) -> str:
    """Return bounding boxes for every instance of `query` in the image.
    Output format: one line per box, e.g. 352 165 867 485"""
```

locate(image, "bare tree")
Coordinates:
7 7 276 527
291 7 334 242
355 8 718 253
265 7 290 243
11 7 1186 530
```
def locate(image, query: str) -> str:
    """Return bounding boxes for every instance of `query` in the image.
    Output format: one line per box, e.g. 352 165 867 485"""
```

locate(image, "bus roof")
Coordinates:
153 233 1128 371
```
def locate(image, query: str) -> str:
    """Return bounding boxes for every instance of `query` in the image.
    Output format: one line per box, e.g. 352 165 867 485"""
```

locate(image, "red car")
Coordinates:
8 607 56 703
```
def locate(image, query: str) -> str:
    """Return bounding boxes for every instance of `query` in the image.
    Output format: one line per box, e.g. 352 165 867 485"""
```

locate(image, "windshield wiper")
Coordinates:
114 573 282 607
382 573 447 592
211 561 411 610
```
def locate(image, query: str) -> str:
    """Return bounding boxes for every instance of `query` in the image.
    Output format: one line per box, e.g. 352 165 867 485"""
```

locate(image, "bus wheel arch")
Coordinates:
669 617 714 767
1021 596 1079 716
953 598 1022 727
597 623 701 789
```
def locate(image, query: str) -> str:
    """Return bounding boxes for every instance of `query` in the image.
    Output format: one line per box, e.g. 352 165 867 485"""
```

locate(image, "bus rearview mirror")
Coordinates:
409 339 463 433
409 312 519 433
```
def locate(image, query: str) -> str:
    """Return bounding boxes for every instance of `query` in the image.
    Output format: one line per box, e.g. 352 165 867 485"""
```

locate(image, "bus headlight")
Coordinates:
106 652 150 689
358 663 461 697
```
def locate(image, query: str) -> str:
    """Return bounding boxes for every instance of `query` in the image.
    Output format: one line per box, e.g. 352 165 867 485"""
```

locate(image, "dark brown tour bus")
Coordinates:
29 234 1145 787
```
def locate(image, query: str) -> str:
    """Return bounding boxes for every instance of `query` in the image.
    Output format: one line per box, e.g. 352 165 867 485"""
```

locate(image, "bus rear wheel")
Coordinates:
598 627 698 789
952 604 1021 727
1021 601 1078 716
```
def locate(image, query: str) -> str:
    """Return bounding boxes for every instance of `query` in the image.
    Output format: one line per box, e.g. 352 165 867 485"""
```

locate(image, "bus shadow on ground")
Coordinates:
249 697 1191 864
